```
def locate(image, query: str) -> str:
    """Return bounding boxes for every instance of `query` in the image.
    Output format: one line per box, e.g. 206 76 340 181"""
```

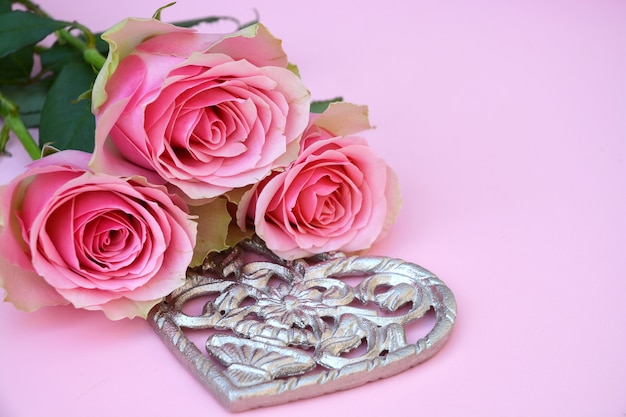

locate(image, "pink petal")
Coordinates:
207 24 288 68
0 253 69 311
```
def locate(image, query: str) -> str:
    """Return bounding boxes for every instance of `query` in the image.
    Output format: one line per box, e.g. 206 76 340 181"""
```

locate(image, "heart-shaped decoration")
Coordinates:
148 238 456 412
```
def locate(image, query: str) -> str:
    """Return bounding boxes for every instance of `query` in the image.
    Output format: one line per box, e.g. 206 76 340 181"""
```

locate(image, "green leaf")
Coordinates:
0 82 51 127
0 0 12 14
39 62 97 152
94 34 109 56
0 11 70 59
0 46 34 82
40 42 83 74
310 96 343 114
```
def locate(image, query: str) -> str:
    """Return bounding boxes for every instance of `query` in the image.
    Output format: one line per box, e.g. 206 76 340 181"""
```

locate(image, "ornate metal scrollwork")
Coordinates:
148 238 456 412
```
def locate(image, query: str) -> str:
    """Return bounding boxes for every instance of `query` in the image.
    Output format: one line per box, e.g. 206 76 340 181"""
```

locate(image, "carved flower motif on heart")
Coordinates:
255 278 328 333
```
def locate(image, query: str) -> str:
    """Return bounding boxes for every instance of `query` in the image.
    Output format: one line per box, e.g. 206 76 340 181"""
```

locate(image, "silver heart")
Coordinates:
148 238 457 412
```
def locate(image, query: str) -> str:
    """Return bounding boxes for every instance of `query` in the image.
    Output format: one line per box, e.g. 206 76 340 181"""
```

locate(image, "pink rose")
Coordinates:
237 102 401 259
91 18 310 201
0 150 197 320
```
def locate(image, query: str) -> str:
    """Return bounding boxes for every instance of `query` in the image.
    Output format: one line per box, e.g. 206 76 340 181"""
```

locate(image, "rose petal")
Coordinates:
0 254 69 311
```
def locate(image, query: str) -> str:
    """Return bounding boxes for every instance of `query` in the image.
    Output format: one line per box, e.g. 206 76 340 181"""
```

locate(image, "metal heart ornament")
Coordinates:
148 238 457 412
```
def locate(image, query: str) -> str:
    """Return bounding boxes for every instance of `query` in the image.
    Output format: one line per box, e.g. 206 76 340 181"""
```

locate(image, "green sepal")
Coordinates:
225 217 254 248
169 15 239 29
310 96 343 113
237 12 260 30
39 62 97 152
188 198 233 267
152 2 176 20
0 123 9 154
40 143 60 157
0 11 69 59
287 63 301 78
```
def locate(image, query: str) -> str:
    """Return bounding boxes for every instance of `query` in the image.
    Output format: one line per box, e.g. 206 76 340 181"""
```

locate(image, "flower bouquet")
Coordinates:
0 1 455 411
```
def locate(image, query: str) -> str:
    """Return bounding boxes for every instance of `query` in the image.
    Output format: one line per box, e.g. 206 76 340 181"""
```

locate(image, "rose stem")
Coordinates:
15 0 106 71
0 93 41 160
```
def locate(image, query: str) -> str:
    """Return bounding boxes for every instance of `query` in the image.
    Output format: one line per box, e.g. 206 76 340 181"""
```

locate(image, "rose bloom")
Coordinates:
237 102 401 260
90 18 310 201
0 150 197 320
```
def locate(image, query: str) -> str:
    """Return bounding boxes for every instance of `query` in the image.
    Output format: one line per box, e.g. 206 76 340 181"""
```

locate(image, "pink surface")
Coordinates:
1 1 625 416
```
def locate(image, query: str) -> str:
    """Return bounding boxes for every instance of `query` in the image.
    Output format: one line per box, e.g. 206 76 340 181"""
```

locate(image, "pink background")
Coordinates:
1 0 625 415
